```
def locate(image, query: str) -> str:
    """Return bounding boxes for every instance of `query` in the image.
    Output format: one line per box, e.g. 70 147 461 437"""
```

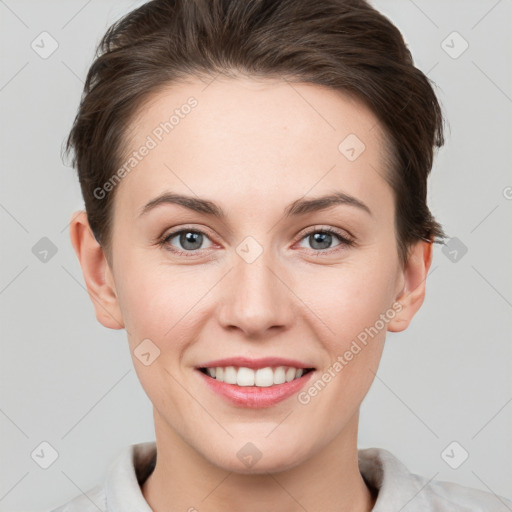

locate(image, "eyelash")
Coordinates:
157 225 355 258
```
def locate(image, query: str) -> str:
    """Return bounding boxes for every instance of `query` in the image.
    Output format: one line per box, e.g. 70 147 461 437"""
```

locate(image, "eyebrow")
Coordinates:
138 191 372 219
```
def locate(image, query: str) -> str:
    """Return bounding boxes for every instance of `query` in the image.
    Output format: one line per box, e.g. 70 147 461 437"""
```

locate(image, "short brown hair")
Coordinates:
64 0 447 267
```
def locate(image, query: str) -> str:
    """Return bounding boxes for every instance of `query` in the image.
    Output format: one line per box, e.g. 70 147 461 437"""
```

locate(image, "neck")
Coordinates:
142 409 376 512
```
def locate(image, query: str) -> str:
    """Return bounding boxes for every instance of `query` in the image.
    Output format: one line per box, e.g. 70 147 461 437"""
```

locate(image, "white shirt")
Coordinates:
50 441 512 511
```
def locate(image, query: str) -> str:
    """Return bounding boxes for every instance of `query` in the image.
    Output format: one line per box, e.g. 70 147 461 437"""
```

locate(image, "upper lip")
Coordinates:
196 357 315 370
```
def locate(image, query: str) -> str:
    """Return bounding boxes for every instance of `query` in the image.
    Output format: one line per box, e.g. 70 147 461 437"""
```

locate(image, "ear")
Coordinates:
387 240 433 332
69 210 125 330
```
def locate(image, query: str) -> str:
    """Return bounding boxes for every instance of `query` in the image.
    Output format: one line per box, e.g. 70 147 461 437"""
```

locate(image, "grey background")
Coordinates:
1 0 511 510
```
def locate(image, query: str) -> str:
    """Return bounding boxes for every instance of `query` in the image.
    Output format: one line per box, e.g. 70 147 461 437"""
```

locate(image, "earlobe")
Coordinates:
69 210 125 330
387 240 433 333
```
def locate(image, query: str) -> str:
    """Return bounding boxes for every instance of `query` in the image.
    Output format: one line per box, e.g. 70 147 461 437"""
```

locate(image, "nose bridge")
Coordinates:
218 236 293 335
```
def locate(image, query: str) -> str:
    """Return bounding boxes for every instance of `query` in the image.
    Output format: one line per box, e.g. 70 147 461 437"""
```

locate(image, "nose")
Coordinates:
217 248 295 338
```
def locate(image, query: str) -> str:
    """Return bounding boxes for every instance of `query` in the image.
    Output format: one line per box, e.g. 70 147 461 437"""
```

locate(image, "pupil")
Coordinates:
311 232 331 250
181 231 202 250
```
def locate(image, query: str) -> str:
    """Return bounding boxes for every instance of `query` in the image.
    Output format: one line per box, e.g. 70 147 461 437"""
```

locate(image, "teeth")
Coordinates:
237 367 254 386
224 366 237 384
273 366 286 384
255 367 274 387
205 366 309 387
285 367 296 382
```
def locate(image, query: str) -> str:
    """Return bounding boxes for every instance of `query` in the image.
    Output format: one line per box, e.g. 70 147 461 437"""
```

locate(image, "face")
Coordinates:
81 76 424 473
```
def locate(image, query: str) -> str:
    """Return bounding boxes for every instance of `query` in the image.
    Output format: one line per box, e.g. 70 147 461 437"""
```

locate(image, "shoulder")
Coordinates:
358 447 512 511
416 476 512 511
49 442 156 512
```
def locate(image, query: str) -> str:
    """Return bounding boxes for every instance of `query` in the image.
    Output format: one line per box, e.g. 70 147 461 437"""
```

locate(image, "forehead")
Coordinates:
115 75 392 218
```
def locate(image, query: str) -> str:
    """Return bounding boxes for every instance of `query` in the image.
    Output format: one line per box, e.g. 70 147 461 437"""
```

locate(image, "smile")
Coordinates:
195 357 316 408
199 366 314 387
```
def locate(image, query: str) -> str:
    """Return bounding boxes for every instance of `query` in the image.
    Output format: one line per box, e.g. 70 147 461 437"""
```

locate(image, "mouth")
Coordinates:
198 365 315 387
194 357 316 408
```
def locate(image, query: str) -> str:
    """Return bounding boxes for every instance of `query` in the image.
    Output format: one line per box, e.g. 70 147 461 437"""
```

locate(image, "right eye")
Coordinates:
159 228 214 257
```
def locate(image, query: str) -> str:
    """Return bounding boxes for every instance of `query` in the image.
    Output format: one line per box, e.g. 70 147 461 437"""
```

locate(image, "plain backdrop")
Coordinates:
0 0 511 510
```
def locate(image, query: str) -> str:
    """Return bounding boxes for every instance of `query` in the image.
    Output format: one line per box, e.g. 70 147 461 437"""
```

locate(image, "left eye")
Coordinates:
297 228 354 252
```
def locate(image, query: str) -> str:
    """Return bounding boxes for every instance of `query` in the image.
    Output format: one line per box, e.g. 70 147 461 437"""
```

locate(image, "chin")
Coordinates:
205 441 309 475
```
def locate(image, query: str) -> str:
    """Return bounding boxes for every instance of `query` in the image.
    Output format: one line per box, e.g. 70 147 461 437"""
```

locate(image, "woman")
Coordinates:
53 0 512 510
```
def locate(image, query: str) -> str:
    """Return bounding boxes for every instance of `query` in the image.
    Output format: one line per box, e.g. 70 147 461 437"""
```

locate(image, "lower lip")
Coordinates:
197 369 315 408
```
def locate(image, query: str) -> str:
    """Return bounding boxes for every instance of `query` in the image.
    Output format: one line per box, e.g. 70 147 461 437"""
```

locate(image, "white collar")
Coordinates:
61 441 509 511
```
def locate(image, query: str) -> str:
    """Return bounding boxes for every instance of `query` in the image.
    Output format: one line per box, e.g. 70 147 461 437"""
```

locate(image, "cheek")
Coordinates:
114 251 190 338
118 265 197 407
297 265 394 414
115 258 220 379
301 257 398 342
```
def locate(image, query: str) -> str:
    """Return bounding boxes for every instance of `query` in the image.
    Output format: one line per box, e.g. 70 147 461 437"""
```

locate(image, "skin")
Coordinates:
70 75 432 512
